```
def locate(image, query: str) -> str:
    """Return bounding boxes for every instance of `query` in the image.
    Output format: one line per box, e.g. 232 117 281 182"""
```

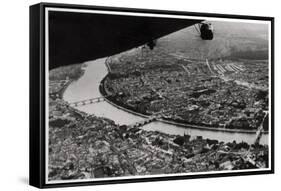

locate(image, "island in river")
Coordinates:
101 47 268 132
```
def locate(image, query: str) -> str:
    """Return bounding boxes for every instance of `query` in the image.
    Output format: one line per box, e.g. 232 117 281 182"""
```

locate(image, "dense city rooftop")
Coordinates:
104 46 269 131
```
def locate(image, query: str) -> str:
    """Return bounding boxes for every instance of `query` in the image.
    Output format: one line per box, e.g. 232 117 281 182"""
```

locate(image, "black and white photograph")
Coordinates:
29 3 274 187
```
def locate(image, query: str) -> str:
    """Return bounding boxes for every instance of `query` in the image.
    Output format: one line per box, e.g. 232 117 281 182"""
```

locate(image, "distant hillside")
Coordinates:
157 21 268 60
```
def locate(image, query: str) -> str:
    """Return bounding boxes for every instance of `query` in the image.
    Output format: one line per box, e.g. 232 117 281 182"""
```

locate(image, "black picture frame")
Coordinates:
30 2 274 189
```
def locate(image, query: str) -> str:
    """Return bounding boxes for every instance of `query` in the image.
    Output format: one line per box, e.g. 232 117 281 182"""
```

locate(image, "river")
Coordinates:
63 58 268 144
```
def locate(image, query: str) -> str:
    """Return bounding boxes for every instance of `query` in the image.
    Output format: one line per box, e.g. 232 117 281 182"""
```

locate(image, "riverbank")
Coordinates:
50 63 86 99
99 74 268 134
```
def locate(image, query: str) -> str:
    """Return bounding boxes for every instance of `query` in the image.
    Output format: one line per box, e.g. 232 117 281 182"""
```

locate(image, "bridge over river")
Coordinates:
128 114 163 128
68 96 164 128
68 96 106 107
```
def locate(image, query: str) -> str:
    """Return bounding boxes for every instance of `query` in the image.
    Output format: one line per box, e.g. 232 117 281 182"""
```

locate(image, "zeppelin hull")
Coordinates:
49 11 201 69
